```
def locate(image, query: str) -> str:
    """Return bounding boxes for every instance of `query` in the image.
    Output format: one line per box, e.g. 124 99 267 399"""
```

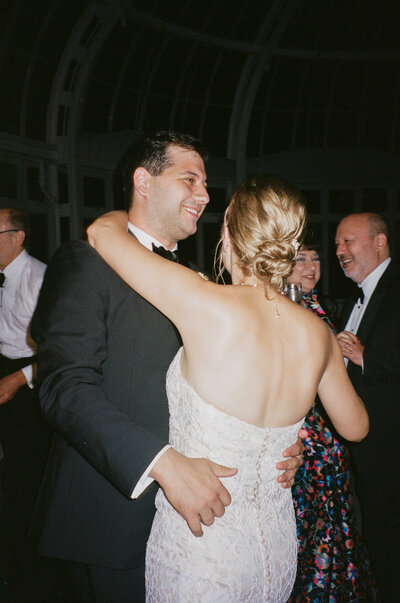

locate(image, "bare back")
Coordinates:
180 285 328 429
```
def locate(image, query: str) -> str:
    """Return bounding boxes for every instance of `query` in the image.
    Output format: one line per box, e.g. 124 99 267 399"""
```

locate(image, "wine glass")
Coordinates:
283 282 302 303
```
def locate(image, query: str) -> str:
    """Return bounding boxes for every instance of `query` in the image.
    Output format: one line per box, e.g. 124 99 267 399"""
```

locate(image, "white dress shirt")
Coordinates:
0 249 46 387
345 257 391 335
128 223 174 499
344 257 391 369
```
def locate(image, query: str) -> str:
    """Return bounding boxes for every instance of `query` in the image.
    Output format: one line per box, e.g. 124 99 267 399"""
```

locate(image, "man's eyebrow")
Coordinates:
181 170 208 185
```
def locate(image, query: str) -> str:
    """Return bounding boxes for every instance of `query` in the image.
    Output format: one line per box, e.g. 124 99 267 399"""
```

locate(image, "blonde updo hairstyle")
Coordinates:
220 174 307 293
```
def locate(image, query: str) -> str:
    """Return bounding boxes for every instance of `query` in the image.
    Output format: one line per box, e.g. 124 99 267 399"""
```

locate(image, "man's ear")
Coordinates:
133 167 151 198
375 232 387 252
16 230 25 247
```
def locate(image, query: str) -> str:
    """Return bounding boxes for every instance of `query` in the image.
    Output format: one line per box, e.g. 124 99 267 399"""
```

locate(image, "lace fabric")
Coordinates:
146 348 304 602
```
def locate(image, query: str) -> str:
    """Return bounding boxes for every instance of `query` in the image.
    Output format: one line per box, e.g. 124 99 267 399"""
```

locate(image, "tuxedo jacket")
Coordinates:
340 260 400 496
31 240 182 569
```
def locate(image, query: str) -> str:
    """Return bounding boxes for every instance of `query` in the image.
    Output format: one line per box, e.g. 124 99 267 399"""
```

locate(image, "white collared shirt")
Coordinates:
0 249 46 386
345 257 391 335
128 222 177 252
127 222 174 499
344 257 391 369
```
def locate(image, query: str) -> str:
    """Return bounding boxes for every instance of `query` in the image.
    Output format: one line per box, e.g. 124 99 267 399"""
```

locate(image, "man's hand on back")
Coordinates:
150 447 237 537
276 428 306 488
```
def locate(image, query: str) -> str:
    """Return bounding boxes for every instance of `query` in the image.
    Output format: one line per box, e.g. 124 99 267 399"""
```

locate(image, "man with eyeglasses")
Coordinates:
0 208 50 596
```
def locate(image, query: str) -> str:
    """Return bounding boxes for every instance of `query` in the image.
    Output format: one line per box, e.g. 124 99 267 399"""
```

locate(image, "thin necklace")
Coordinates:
239 282 280 317
240 282 263 289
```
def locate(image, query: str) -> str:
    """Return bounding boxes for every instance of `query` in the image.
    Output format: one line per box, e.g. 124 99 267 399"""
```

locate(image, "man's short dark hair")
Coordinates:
5 208 30 244
116 131 208 210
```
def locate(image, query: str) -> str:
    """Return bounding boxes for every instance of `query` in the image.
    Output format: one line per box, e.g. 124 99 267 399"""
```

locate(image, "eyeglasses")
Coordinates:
0 229 20 235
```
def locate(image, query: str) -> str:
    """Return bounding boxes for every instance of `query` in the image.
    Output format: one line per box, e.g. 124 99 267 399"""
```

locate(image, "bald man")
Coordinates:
335 212 400 602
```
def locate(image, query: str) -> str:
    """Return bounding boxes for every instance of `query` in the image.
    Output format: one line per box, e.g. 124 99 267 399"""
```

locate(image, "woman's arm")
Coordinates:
87 211 221 336
317 329 369 442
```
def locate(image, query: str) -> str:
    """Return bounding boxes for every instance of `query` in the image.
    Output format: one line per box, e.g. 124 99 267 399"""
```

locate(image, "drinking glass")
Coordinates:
283 283 302 303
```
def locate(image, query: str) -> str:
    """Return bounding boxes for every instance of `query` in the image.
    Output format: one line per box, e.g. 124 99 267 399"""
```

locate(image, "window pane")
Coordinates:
27 166 44 202
83 176 105 208
60 216 70 242
58 171 69 204
28 213 48 263
361 188 387 212
0 162 18 198
302 189 321 214
329 189 354 214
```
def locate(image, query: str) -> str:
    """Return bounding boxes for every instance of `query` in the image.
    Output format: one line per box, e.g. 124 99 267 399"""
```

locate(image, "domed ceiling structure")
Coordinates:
1 0 400 294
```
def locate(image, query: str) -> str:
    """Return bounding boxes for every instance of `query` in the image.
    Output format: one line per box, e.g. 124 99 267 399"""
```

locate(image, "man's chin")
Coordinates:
343 269 359 283
177 225 197 242
185 223 198 237
341 264 353 278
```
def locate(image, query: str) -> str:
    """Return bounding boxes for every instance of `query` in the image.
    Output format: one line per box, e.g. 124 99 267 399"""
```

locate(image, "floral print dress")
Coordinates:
289 289 379 602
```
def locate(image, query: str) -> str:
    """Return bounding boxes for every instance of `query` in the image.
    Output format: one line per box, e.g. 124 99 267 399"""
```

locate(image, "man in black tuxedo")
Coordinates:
335 212 400 602
32 131 302 602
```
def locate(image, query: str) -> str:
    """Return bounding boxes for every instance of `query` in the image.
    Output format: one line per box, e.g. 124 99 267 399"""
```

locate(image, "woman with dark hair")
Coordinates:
288 235 379 602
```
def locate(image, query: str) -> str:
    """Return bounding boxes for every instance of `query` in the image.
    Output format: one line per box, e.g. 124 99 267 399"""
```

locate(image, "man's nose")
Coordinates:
336 242 344 256
193 184 209 205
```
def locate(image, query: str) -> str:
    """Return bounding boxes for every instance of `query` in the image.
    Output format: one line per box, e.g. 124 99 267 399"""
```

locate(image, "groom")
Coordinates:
32 131 303 602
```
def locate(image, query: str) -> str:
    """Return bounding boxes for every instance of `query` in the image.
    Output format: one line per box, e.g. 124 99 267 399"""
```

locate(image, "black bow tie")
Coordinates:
151 244 189 267
358 288 365 304
152 243 179 262
0 274 5 287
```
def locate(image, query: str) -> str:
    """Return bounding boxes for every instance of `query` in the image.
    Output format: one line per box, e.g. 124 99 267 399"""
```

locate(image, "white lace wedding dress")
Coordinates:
146 348 304 602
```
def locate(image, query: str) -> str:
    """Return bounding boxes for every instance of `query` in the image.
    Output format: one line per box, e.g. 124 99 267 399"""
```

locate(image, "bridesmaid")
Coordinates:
287 234 379 602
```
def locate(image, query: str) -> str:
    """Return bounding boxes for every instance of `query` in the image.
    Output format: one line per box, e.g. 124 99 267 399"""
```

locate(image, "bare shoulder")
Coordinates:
280 299 332 356
283 296 329 333
182 278 236 326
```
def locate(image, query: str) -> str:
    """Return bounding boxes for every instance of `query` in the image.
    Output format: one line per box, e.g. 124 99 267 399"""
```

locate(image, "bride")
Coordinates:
88 174 368 602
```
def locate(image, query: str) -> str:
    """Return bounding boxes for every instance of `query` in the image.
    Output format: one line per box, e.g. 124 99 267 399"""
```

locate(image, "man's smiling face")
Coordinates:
335 214 381 284
144 145 209 249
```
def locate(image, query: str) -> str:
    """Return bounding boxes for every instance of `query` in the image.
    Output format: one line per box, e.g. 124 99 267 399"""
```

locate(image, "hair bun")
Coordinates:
253 238 298 289
222 174 306 292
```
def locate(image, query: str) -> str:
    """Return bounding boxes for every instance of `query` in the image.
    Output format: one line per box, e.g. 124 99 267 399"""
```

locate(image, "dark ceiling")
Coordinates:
1 0 400 157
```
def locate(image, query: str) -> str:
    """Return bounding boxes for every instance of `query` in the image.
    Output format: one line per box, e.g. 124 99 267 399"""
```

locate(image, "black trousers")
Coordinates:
64 560 146 603
0 354 51 584
359 487 400 603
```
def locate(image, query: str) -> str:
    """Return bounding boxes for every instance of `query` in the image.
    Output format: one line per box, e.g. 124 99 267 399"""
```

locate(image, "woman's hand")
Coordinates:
87 211 128 249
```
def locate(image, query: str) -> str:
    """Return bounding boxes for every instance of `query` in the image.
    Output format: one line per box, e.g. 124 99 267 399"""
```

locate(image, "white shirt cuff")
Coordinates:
21 364 34 389
131 445 172 499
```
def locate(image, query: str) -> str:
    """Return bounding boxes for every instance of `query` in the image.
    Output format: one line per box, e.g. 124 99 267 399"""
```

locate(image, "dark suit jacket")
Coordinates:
340 260 400 498
31 240 182 569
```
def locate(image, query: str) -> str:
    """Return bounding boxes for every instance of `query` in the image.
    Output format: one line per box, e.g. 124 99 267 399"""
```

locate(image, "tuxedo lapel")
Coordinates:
356 287 385 342
356 262 394 342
